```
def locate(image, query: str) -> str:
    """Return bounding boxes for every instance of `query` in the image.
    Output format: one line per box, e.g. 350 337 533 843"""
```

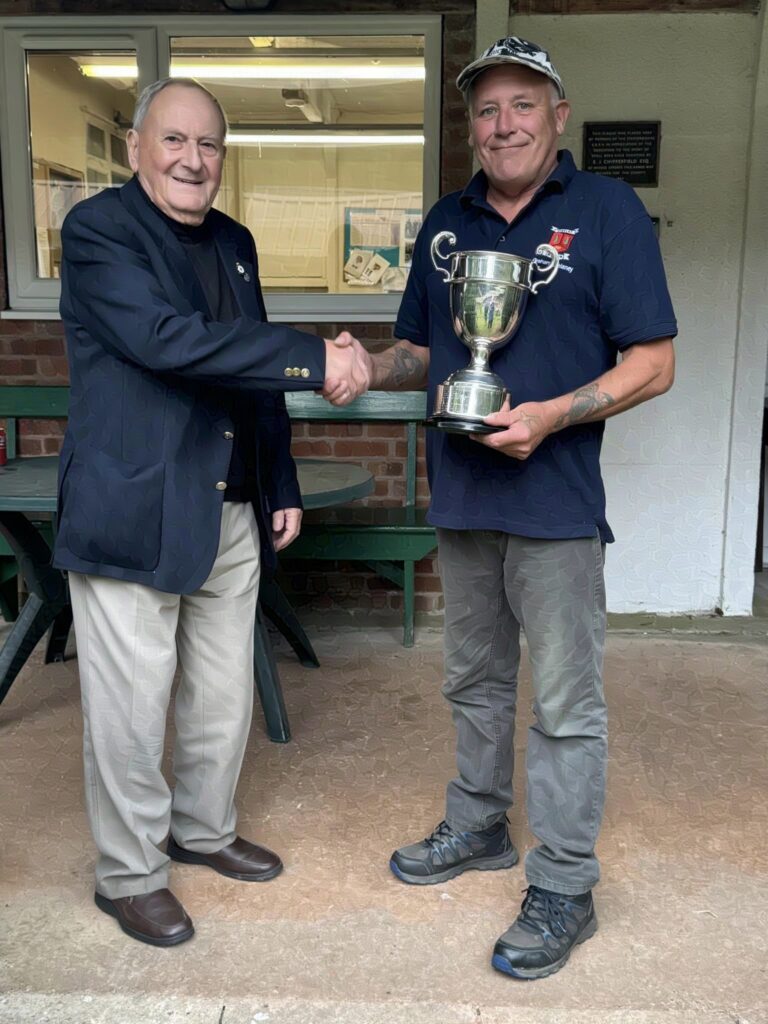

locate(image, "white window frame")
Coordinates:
0 14 441 322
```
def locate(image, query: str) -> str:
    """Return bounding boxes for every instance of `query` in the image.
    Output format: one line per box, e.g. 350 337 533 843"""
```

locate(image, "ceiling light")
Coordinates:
80 62 425 81
226 132 424 145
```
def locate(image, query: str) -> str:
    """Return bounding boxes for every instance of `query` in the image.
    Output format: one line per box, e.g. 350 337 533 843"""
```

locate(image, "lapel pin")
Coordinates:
236 261 250 282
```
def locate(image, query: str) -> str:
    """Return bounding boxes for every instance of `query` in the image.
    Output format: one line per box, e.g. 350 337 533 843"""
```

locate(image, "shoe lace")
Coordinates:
424 820 459 852
517 886 576 940
421 815 468 856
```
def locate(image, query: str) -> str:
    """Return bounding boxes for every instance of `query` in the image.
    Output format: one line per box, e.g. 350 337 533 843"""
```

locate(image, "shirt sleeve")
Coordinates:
599 212 678 350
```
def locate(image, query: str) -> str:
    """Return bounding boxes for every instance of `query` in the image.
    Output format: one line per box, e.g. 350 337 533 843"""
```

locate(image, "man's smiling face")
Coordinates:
468 64 569 199
127 84 225 226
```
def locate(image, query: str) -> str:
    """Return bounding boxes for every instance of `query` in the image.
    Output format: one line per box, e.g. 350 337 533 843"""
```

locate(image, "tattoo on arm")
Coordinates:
389 345 424 387
553 383 615 429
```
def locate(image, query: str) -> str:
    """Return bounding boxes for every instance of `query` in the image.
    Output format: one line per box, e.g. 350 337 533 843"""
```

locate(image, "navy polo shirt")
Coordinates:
394 150 677 543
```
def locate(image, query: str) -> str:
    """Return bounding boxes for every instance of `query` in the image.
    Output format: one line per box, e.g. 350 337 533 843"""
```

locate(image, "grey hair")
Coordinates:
464 75 562 113
132 78 229 137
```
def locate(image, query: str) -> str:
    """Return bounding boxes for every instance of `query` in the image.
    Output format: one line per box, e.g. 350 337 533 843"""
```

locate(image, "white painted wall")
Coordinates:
510 11 767 613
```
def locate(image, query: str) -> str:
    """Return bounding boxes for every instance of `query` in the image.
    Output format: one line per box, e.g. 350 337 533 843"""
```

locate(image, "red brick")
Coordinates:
332 440 389 458
18 437 43 455
367 424 404 439
23 418 65 435
291 440 332 457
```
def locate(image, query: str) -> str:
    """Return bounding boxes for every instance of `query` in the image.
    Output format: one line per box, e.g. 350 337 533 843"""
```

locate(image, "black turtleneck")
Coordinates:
134 177 257 503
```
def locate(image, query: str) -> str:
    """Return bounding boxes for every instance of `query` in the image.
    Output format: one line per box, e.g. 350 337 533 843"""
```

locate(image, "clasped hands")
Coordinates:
322 332 373 406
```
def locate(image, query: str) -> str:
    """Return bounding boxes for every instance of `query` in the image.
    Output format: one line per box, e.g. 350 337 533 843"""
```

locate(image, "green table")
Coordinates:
0 455 373 742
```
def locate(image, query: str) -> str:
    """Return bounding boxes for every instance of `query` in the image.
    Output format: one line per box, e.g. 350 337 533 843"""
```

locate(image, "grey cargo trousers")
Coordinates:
438 527 607 896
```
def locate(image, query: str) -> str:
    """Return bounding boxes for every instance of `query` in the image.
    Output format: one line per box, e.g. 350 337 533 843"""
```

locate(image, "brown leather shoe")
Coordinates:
167 834 283 881
94 888 194 947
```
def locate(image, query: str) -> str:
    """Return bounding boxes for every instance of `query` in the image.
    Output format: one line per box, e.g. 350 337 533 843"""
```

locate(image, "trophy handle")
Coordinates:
430 231 457 281
529 244 560 294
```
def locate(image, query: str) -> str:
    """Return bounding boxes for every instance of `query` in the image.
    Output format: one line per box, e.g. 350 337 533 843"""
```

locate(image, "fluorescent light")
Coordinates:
226 132 424 146
80 63 425 81
81 64 138 77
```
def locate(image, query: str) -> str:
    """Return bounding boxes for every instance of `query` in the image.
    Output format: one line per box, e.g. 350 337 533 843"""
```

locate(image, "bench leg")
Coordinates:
253 604 291 743
0 511 68 705
0 575 19 623
403 559 415 648
45 601 73 664
259 577 319 668
0 593 66 705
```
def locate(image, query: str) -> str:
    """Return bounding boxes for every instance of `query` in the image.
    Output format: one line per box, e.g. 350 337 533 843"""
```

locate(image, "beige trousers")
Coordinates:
68 502 261 899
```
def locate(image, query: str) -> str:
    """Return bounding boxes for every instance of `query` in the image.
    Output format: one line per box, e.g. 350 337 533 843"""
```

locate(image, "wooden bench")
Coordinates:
283 390 437 646
0 385 68 622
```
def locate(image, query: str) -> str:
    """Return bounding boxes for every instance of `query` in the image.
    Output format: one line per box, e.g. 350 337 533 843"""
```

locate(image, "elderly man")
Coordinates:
55 78 368 947
344 37 676 978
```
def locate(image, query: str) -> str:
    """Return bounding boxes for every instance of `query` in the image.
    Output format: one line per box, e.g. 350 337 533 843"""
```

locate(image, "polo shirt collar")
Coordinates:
460 148 576 210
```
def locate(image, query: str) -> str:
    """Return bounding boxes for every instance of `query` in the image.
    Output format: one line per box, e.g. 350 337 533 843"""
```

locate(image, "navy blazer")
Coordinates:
54 177 325 593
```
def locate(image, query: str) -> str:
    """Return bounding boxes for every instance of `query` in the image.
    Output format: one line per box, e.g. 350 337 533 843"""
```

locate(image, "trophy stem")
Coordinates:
469 341 492 373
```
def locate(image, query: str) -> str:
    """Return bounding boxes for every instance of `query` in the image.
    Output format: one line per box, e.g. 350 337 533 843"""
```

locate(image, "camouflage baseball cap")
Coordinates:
456 36 565 99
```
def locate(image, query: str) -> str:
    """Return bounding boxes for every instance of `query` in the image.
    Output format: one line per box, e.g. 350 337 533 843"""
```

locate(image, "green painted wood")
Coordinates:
403 559 415 648
406 421 417 508
285 390 427 421
0 386 70 418
364 560 405 588
302 506 432 529
286 530 436 563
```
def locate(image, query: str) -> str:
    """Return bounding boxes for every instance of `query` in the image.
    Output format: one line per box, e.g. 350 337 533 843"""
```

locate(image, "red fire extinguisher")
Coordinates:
0 424 7 467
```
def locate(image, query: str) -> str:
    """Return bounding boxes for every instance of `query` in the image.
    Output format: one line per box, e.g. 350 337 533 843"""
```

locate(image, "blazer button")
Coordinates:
284 368 292 377
301 368 310 378
223 431 234 439
292 367 301 376
215 481 227 490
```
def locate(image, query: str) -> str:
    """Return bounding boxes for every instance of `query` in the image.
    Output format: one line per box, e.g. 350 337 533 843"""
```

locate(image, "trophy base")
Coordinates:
427 415 506 435
431 370 508 435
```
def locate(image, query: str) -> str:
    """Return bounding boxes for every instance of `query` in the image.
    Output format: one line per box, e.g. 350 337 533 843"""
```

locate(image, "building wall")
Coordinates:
511 9 766 613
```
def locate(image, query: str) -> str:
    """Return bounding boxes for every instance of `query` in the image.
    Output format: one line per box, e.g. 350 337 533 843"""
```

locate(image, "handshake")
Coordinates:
322 332 373 407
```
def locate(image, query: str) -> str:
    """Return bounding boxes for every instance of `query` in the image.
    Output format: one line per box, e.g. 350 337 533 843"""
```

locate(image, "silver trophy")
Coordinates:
428 231 560 434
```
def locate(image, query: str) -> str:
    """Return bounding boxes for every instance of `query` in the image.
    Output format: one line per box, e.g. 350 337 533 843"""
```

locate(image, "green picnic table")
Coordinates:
0 455 373 742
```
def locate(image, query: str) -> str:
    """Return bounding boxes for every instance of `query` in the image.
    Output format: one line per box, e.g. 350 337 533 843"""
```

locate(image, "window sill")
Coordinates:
1 307 398 323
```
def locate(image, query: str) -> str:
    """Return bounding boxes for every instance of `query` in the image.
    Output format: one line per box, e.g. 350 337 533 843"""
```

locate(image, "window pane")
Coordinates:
86 123 106 160
170 34 425 295
26 51 137 278
110 132 129 168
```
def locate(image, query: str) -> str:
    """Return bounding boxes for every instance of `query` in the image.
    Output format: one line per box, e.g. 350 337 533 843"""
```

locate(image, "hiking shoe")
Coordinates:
491 885 598 980
390 819 518 885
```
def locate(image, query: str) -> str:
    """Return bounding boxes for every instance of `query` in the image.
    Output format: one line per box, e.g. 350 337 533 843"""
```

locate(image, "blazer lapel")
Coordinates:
119 177 211 318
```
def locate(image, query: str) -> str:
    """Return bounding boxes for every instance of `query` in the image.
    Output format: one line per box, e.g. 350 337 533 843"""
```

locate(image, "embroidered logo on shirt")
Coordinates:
548 226 579 253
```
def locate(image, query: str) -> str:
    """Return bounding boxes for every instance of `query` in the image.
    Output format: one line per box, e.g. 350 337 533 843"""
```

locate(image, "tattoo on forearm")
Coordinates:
553 383 615 429
390 346 423 386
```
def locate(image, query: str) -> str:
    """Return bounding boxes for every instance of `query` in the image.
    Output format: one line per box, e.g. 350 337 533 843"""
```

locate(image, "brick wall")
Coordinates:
0 0 476 624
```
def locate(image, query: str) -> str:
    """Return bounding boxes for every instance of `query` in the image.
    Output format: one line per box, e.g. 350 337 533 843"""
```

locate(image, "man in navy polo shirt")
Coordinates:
342 37 676 978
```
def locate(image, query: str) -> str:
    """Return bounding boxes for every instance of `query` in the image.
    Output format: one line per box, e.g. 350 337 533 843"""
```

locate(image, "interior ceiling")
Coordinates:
69 35 425 126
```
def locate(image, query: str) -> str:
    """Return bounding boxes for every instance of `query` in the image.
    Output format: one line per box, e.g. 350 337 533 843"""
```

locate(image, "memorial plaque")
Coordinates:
582 121 660 187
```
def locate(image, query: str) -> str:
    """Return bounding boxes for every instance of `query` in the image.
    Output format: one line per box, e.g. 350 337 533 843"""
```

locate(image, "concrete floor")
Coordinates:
0 624 766 1024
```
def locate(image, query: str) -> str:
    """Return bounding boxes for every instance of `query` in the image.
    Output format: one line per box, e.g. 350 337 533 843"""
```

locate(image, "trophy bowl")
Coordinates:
428 231 559 434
